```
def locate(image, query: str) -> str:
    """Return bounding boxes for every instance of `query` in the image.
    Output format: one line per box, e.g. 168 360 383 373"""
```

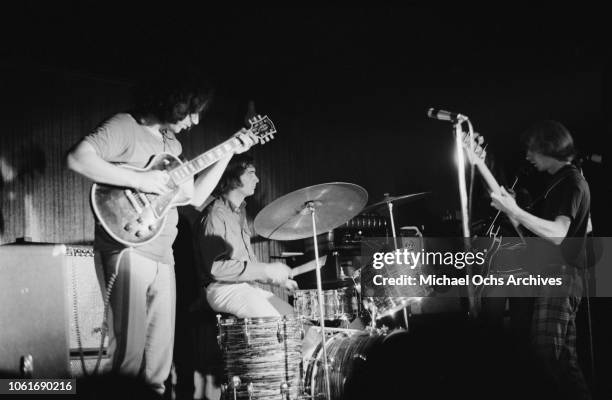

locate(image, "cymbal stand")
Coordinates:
307 201 331 400
384 195 410 330
384 193 399 251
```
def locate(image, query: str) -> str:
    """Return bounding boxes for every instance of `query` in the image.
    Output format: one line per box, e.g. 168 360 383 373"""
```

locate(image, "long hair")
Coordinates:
212 154 254 197
521 120 575 162
132 66 214 124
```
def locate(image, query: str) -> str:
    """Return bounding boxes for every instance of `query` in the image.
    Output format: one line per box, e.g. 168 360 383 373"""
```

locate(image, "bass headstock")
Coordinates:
461 131 487 166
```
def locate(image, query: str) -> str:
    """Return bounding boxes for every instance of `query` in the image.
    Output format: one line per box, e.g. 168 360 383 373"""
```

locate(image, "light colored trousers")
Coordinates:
206 282 294 318
95 249 175 395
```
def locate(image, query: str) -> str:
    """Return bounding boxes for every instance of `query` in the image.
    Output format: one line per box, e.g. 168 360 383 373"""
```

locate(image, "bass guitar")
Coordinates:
461 132 529 280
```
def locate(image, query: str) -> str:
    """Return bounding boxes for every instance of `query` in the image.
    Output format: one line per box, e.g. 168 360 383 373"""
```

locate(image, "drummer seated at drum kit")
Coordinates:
196 154 298 318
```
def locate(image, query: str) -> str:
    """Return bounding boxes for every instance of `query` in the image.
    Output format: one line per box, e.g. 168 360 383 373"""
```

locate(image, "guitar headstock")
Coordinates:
248 115 277 144
461 131 487 165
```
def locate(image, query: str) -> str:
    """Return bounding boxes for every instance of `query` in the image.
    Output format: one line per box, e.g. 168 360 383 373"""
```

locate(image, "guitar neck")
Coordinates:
474 160 502 195
168 136 243 185
474 159 525 240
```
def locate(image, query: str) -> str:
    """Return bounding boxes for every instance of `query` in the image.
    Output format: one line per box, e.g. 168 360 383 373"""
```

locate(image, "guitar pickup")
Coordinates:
124 189 143 214
137 192 151 207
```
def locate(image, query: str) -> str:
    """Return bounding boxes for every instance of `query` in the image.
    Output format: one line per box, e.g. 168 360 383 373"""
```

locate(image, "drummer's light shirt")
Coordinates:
196 196 294 317
197 196 258 287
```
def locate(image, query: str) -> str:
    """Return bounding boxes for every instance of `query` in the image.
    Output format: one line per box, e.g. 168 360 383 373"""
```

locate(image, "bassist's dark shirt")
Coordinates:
529 164 591 270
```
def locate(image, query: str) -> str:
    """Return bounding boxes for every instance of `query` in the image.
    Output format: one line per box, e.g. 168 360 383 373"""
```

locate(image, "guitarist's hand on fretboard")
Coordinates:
233 129 260 154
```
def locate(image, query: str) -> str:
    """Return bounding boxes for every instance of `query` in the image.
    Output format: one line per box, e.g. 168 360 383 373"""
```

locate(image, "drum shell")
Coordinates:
218 317 303 399
293 287 359 322
303 329 385 399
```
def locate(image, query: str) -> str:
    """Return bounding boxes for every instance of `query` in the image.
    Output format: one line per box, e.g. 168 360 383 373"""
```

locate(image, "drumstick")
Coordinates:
289 255 327 279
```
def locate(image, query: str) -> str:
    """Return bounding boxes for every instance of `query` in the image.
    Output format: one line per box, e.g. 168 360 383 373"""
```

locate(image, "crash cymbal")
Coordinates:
361 192 429 214
254 182 368 241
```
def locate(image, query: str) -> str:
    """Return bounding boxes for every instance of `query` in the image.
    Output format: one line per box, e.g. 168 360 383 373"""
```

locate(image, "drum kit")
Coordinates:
217 182 429 399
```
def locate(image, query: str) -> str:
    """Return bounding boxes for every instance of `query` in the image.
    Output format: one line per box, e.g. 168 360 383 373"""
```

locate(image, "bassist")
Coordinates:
488 120 591 400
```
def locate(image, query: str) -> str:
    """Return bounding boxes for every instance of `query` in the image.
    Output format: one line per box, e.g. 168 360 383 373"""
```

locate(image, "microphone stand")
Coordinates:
453 117 479 318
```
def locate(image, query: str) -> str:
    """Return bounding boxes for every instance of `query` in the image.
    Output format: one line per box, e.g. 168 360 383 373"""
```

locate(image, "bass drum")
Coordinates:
302 328 389 399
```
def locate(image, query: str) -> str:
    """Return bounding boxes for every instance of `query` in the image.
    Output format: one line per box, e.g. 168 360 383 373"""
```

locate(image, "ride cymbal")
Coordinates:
254 182 368 241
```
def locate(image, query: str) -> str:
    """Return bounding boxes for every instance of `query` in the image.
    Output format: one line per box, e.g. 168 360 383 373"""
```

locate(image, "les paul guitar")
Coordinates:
91 115 277 247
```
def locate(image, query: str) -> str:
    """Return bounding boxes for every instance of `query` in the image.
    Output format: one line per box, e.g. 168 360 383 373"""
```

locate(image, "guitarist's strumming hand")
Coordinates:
233 129 259 154
134 170 171 195
490 186 520 226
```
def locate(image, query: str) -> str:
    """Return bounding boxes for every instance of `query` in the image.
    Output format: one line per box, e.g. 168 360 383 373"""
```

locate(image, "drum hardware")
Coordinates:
243 321 251 346
216 314 225 349
230 376 241 400
360 198 430 329
247 383 254 399
254 182 368 400
280 382 290 399
361 192 429 251
277 322 287 342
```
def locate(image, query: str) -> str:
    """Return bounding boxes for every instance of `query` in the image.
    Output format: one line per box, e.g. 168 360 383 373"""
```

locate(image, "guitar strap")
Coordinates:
525 164 578 211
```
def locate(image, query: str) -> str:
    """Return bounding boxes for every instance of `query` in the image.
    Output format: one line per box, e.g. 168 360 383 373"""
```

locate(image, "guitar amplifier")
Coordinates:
0 244 71 378
0 244 108 378
64 246 108 353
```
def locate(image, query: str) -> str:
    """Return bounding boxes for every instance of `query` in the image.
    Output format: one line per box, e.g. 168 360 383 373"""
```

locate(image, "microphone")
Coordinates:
574 153 603 168
427 108 469 122
580 154 603 164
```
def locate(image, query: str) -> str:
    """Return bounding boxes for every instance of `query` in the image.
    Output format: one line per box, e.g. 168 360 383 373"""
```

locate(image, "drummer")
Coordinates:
195 154 298 318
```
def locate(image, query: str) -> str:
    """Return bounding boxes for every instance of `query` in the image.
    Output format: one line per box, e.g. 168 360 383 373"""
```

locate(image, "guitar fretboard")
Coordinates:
169 137 242 184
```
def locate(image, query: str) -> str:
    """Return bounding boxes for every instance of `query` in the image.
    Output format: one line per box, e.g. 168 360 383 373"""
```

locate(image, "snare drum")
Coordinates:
293 287 359 322
303 328 385 399
217 316 303 399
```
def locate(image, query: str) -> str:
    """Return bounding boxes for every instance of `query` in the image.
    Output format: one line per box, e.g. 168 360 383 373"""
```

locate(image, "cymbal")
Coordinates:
361 192 429 214
254 182 368 241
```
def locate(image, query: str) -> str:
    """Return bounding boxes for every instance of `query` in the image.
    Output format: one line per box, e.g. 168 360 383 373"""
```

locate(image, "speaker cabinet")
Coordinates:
0 244 70 378
0 244 109 378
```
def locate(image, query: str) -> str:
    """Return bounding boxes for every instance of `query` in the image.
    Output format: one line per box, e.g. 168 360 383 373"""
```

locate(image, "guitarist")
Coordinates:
489 120 591 400
66 71 257 395
195 154 298 318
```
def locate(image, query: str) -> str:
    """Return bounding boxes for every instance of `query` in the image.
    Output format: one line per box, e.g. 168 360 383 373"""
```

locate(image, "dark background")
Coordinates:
5 4 609 232
1 4 611 398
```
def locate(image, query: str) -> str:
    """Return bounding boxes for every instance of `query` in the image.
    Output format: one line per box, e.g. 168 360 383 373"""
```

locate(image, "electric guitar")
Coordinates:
461 132 528 278
91 115 277 247
460 132 525 241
